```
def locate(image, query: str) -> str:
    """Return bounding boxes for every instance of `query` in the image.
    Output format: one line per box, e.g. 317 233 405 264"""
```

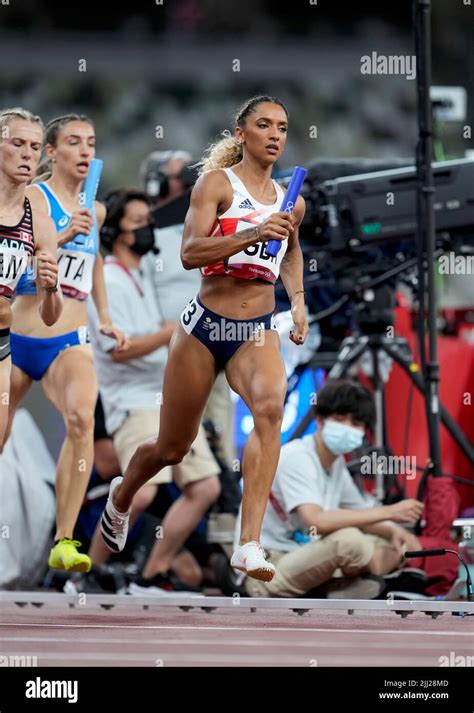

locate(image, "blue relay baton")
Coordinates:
75 158 103 244
265 165 307 257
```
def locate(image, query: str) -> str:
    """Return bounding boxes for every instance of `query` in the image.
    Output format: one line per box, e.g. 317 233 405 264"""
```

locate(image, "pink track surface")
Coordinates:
1 603 473 667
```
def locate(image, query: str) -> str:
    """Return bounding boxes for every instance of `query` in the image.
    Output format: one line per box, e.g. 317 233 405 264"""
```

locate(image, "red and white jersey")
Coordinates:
201 167 287 284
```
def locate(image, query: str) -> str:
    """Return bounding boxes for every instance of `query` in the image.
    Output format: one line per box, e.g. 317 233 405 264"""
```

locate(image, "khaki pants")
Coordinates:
245 527 400 598
113 409 219 489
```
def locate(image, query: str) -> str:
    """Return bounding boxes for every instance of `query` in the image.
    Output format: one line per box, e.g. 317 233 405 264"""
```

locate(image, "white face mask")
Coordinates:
321 419 364 455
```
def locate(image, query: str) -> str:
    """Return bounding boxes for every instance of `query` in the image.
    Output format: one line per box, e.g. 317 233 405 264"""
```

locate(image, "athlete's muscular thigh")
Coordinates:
155 325 217 451
41 345 97 414
225 329 287 412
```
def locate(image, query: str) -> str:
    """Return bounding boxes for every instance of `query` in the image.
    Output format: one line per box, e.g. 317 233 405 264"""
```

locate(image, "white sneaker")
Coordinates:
128 573 204 598
100 477 131 553
230 541 275 582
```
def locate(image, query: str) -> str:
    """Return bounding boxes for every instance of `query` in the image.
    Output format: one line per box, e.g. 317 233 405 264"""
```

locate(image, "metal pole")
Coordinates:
414 0 442 477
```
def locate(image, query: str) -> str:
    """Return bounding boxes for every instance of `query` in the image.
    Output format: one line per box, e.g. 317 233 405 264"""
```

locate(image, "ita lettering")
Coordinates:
58 253 86 280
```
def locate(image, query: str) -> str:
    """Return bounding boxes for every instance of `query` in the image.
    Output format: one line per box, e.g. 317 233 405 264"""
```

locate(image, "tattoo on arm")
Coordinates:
233 226 259 242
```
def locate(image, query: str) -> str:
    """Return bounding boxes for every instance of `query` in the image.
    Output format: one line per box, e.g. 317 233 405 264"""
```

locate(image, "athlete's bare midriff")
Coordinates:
196 168 278 320
199 274 275 320
12 294 88 337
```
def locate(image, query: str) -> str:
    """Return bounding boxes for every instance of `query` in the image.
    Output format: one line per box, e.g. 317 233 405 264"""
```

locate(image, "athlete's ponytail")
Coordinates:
34 113 95 183
196 95 288 175
196 130 243 175
35 159 54 184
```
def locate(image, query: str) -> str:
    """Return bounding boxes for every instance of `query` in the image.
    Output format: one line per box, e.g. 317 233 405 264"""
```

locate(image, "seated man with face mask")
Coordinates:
234 379 424 599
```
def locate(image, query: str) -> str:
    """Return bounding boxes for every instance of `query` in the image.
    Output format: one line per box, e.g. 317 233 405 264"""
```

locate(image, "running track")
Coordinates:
0 595 473 667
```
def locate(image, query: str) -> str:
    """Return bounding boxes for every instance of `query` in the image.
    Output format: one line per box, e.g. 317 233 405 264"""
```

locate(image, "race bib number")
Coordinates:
0 248 30 297
226 238 286 282
57 249 95 300
180 297 204 335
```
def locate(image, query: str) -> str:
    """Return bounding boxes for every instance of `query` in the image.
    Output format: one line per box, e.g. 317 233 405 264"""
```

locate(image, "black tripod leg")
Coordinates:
288 406 315 441
289 338 370 441
328 338 369 379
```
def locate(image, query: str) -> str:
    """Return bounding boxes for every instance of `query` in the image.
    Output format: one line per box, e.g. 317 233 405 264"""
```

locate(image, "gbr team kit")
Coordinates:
179 167 286 369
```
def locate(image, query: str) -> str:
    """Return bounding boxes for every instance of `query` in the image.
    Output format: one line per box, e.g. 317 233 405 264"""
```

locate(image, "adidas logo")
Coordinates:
238 198 255 210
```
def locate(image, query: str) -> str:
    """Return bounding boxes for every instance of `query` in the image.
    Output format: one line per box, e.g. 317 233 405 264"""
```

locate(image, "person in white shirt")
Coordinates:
89 187 221 596
235 379 424 598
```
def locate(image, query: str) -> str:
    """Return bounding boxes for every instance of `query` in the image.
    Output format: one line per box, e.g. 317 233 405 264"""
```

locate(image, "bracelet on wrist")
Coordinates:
45 277 59 293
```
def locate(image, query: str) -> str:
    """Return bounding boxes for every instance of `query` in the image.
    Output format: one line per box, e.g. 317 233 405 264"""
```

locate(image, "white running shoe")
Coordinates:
230 541 275 582
100 477 131 553
128 572 204 598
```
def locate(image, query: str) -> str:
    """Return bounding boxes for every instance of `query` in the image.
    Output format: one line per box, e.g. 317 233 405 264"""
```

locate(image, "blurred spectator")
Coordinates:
88 187 221 596
235 380 425 599
0 410 55 589
139 150 194 208
141 149 236 468
66 398 211 594
66 397 156 593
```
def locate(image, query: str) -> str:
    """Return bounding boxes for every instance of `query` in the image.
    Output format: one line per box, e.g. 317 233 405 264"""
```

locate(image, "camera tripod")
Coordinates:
288 275 474 504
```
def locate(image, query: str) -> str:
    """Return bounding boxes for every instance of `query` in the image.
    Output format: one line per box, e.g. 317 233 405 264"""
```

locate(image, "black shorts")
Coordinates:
179 294 276 371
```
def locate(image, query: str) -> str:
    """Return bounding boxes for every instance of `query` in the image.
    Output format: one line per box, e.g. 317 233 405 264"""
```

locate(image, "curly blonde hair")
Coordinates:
196 95 288 175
